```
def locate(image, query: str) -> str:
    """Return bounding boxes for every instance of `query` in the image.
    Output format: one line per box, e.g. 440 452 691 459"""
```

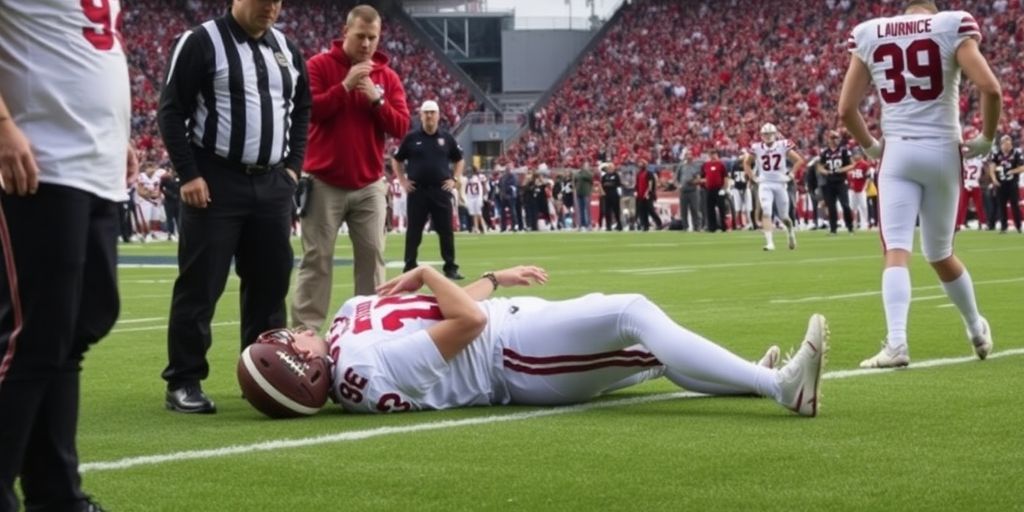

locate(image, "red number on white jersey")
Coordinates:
81 0 122 51
872 39 943 104
351 296 444 334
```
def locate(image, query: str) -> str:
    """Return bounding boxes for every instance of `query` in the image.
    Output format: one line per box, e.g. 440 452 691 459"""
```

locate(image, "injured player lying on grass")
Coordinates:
279 265 829 417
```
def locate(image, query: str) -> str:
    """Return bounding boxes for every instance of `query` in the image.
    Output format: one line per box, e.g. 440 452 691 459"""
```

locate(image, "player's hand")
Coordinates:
0 118 40 195
862 138 883 160
963 135 993 159
356 77 380 102
494 266 548 288
181 176 211 208
376 266 426 296
442 179 456 192
342 61 373 91
126 145 140 185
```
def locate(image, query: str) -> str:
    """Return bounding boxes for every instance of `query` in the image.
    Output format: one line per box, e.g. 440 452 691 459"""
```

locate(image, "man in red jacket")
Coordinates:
702 148 729 232
292 4 410 332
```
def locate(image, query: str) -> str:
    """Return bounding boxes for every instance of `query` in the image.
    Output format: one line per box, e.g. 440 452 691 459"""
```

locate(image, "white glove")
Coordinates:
862 138 883 160
963 135 994 159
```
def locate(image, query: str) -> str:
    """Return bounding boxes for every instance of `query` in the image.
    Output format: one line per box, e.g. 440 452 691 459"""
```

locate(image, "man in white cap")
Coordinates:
393 100 465 279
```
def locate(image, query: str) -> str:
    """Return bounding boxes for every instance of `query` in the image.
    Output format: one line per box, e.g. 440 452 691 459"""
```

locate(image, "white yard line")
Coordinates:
612 254 879 276
114 317 164 325
770 277 1024 304
79 348 1024 474
109 321 239 334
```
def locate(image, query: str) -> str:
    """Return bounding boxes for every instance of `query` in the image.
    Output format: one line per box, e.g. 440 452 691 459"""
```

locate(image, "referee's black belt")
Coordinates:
195 147 284 175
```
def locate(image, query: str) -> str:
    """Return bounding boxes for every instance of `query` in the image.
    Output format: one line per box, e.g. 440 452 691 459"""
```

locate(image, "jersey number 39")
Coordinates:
873 40 943 103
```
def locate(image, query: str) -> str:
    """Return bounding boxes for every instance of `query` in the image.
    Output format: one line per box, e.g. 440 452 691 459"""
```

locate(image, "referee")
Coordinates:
157 0 310 413
394 100 465 279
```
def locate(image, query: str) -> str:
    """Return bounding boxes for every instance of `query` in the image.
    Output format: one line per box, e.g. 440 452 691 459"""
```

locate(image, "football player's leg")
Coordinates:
758 187 775 248
876 151 922 354
502 295 666 405
503 294 779 404
920 147 987 349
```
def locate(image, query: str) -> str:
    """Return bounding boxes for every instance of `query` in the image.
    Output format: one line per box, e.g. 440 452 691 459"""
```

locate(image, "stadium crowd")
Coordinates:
504 0 1024 168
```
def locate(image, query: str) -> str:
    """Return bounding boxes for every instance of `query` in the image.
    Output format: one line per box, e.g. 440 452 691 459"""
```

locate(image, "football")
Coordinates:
237 341 331 419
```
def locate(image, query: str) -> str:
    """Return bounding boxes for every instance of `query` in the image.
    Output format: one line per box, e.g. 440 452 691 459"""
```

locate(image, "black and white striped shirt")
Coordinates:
158 13 310 183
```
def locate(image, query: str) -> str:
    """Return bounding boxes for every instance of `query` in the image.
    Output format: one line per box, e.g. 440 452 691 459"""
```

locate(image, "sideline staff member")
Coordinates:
292 4 410 332
0 1 136 509
158 0 311 413
394 100 465 279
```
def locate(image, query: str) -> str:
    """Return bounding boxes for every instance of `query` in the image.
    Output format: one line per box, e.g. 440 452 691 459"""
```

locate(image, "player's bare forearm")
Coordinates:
838 57 876 149
420 266 487 361
957 39 1002 140
463 278 496 301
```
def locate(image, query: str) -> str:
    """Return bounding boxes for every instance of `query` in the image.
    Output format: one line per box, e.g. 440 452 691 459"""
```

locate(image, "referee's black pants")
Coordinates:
0 184 119 512
163 157 295 391
404 186 458 274
603 194 622 231
995 183 1022 232
822 181 854 233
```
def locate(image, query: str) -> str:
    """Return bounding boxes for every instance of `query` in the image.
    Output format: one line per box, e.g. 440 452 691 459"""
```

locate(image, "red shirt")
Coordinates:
702 160 727 190
304 43 410 189
847 160 871 193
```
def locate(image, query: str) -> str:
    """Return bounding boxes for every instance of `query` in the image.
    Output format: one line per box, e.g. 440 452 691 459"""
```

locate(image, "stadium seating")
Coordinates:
504 0 1024 167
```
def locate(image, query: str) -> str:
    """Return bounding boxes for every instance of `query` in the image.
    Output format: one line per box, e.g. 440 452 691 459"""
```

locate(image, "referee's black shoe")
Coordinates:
444 270 465 280
166 384 217 414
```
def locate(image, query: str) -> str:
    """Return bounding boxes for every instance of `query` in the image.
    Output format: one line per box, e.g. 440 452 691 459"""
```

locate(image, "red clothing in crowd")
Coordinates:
702 159 727 190
304 42 409 189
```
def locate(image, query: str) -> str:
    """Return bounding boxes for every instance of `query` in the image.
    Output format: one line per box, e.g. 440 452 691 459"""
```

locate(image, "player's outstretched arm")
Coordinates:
463 266 549 301
742 154 756 183
838 57 881 159
957 38 1001 149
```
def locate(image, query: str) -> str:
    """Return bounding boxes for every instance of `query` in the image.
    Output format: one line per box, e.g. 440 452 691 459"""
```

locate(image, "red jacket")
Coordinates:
702 160 727 190
304 42 409 189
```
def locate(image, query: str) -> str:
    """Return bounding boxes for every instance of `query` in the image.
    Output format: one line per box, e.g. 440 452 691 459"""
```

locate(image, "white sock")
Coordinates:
941 269 983 334
621 298 780 399
882 266 911 349
764 231 774 245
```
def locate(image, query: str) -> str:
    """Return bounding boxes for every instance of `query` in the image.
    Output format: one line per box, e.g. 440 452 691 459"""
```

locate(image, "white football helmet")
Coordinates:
760 123 778 143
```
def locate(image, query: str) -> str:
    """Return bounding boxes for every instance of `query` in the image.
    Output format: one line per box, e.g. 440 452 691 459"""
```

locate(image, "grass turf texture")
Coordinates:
78 230 1022 510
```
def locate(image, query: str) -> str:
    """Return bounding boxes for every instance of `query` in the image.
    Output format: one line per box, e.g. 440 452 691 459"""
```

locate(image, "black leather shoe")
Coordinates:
444 270 464 280
165 385 216 414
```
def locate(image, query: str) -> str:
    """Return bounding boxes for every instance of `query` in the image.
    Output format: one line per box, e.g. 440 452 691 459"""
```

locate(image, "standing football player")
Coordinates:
816 131 856 235
986 135 1024 234
839 0 999 368
743 123 805 251
0 1 135 509
957 133 988 230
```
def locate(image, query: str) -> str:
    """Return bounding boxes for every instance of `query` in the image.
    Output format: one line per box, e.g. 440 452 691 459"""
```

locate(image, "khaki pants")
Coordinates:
292 177 387 331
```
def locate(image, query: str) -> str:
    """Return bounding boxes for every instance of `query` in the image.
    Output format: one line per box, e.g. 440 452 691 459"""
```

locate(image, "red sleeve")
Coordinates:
958 15 982 43
308 55 350 123
374 68 410 138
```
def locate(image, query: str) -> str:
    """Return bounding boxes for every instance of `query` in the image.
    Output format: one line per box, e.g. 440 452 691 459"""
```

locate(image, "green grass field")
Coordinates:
77 229 1023 511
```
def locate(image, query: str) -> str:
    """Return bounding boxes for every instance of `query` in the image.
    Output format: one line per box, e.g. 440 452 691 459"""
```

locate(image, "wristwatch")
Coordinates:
481 272 499 291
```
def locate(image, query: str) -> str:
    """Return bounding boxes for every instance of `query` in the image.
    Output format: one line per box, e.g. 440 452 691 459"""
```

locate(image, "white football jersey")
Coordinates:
463 175 486 200
848 10 981 141
0 0 131 201
962 156 985 188
328 294 514 413
750 140 796 184
388 177 405 200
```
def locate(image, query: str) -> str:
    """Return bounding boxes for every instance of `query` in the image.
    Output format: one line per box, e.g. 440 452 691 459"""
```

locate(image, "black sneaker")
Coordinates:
165 385 217 414
444 270 465 280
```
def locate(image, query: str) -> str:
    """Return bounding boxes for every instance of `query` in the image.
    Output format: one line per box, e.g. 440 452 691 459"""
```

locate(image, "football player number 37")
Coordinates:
873 40 943 103
81 0 122 51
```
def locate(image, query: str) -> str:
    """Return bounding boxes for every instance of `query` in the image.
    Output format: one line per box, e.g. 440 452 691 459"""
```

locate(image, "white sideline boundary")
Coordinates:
79 348 1024 474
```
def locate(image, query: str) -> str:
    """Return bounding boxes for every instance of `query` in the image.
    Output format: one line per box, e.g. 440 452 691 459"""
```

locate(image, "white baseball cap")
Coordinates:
420 100 439 112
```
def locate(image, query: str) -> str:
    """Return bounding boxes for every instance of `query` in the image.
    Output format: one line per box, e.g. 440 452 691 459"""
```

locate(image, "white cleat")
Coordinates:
859 342 909 369
757 345 781 369
969 317 993 360
787 228 797 250
776 314 828 417
763 243 776 252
